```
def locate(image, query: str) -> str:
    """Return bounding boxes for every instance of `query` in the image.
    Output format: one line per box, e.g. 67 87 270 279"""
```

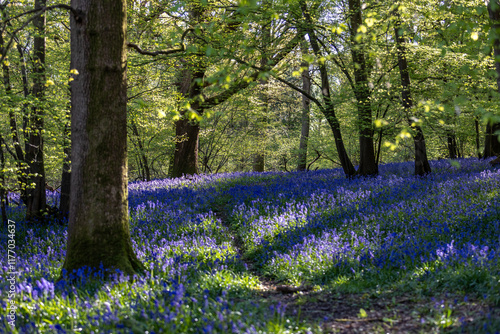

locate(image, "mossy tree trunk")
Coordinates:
62 0 144 276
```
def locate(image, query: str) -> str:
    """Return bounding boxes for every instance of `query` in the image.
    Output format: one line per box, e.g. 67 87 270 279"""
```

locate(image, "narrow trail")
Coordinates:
212 205 307 294
210 204 498 333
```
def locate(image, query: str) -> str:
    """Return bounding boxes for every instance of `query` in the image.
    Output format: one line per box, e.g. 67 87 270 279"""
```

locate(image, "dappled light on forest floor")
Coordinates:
1 158 500 333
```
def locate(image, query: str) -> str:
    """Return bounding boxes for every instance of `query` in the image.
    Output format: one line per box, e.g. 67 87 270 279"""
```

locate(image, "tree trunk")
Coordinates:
486 0 500 158
297 41 311 171
446 131 458 159
171 2 207 178
394 9 431 176
0 141 7 225
59 108 71 220
349 0 377 176
25 0 47 221
484 122 500 157
475 117 482 158
171 65 205 178
253 3 271 173
0 26 29 205
375 129 383 165
172 117 200 177
63 0 144 276
300 1 355 177
131 120 150 181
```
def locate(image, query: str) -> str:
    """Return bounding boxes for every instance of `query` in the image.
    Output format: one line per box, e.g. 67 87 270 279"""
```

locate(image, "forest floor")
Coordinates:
251 281 498 333
215 206 500 334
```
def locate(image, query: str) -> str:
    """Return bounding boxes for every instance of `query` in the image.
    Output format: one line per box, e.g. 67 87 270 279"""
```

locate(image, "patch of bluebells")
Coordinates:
228 158 500 289
0 157 498 332
0 171 293 333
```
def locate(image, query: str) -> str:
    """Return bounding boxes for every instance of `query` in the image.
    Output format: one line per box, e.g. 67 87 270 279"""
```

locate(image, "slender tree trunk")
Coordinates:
486 0 500 157
475 117 482 158
297 40 311 171
349 0 377 176
63 0 144 276
25 0 47 221
0 32 28 205
253 3 271 173
375 129 383 165
300 1 355 177
59 108 71 220
131 120 150 181
446 131 458 159
394 9 431 176
0 141 7 225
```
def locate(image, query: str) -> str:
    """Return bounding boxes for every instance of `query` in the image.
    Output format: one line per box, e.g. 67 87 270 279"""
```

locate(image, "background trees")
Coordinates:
0 0 499 200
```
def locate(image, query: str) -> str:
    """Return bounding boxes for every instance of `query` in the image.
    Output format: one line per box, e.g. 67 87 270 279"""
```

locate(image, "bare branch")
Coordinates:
127 29 193 57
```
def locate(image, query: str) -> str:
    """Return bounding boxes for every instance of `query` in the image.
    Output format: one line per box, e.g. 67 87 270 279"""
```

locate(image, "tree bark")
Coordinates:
171 65 205 178
394 9 431 176
172 116 201 177
348 0 378 176
62 0 144 276
300 1 355 177
25 0 47 221
297 40 311 171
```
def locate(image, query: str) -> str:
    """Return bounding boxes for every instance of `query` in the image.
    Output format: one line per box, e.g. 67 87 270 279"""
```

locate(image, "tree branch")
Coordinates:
127 29 193 57
0 4 82 64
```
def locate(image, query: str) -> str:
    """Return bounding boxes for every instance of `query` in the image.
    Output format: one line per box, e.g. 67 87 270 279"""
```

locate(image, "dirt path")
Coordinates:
213 207 499 333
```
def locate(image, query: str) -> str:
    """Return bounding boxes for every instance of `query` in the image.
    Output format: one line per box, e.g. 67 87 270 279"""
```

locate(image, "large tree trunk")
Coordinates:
172 117 201 177
25 0 47 221
394 9 431 176
486 0 500 158
63 0 144 276
171 65 205 178
349 0 377 176
297 41 311 171
171 3 206 178
300 1 355 177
